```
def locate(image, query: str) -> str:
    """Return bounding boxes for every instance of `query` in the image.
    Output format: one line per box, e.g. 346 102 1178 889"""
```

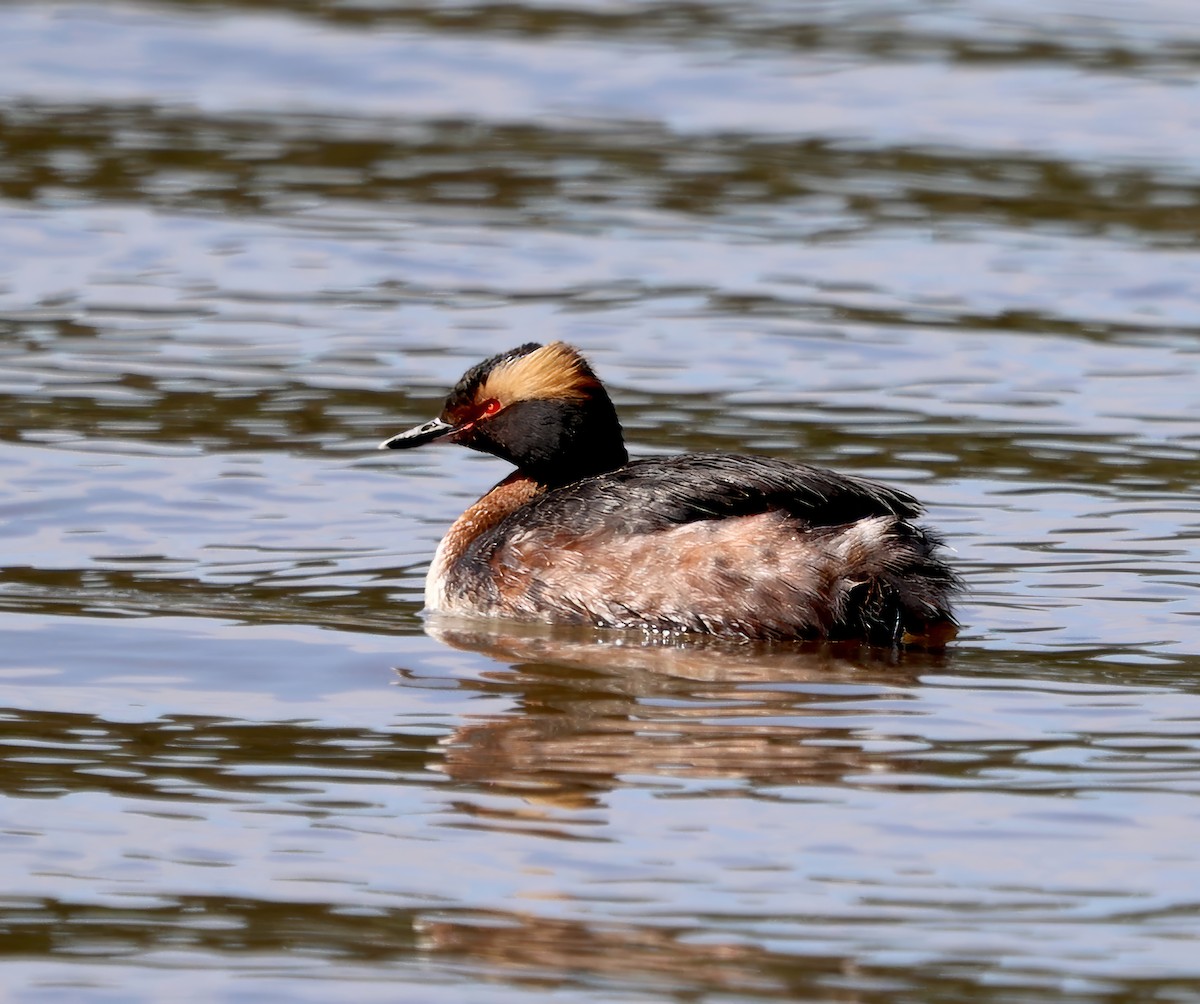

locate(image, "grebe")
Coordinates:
380 342 958 644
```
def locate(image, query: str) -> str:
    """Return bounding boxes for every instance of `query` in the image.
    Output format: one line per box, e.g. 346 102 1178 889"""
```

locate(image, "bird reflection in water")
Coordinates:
406 616 948 813
403 619 953 998
413 909 871 1000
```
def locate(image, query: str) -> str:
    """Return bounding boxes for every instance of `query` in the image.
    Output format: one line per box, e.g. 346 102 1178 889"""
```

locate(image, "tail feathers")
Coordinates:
823 516 959 645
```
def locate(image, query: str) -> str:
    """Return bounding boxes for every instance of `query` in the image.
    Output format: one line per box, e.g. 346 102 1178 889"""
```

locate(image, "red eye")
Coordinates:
480 399 502 417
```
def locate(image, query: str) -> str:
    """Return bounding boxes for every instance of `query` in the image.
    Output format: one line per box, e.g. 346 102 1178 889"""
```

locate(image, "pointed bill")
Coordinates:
378 417 458 450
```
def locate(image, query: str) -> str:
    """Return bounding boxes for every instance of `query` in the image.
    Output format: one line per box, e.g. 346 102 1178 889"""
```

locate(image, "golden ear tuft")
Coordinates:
480 341 598 405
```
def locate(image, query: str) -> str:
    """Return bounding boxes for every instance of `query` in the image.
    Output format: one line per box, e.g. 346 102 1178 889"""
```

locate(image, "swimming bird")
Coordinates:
380 342 958 644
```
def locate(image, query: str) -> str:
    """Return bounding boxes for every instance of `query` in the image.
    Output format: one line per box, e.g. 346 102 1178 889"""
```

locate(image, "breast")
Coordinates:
424 473 542 611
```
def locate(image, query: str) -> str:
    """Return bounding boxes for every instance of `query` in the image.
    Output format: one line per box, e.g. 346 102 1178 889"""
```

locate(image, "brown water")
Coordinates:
2 1 1200 1000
